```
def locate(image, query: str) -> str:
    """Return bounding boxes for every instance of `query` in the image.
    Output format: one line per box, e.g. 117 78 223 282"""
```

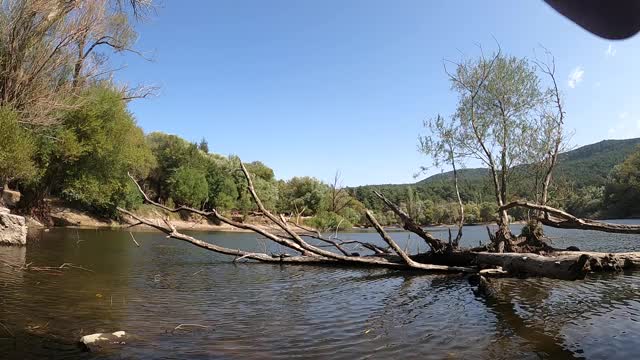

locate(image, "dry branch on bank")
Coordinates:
118 161 640 281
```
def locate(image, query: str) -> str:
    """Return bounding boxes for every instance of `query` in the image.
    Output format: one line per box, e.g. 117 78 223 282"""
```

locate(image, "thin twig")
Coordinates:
129 232 140 247
174 323 211 331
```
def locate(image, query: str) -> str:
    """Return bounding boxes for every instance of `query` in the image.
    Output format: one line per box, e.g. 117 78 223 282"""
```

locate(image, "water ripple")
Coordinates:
1 228 640 359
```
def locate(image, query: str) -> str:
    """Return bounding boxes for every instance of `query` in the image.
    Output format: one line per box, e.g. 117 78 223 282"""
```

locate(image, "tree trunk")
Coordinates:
474 252 590 280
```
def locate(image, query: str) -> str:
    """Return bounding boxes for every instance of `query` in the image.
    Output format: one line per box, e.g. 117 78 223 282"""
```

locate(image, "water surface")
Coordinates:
1 222 639 359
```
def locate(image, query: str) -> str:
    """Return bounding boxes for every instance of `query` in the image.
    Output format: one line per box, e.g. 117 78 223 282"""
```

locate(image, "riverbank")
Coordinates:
30 201 523 233
34 201 308 233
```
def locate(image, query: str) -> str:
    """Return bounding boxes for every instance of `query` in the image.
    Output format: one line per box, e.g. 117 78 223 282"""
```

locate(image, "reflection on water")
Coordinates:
0 224 639 359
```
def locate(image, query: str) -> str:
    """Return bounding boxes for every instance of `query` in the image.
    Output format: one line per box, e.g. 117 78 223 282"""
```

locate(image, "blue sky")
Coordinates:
118 0 640 186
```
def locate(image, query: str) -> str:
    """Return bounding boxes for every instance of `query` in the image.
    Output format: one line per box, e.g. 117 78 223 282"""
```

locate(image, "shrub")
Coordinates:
0 107 36 185
304 211 353 231
168 166 209 208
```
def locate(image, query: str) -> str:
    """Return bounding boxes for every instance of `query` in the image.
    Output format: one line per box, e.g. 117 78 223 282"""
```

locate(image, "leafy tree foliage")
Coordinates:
52 86 155 215
277 176 326 215
0 108 36 186
204 159 238 211
198 138 209 153
604 146 640 217
169 166 209 208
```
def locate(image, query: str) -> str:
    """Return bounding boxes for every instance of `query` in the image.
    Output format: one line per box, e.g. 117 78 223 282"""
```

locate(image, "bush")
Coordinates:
520 219 544 239
0 107 36 185
479 202 498 223
54 86 155 216
169 166 209 208
304 211 353 231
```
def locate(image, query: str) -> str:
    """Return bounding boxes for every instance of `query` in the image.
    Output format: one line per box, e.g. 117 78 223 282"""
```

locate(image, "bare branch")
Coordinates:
373 190 446 253
365 211 474 272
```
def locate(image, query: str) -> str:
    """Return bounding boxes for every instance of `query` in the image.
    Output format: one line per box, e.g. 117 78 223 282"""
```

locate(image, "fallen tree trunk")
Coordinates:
554 251 640 271
418 250 594 280
117 161 640 282
474 252 591 280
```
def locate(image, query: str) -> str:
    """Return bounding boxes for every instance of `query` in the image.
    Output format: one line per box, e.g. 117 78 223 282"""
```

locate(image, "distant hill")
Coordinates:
555 138 640 187
350 138 640 208
416 138 640 188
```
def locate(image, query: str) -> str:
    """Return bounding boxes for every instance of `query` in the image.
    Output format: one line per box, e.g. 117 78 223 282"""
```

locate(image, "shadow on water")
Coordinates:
342 271 583 359
476 279 583 359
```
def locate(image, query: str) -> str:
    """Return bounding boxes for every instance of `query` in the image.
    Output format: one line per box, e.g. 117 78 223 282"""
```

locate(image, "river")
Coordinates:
1 222 640 359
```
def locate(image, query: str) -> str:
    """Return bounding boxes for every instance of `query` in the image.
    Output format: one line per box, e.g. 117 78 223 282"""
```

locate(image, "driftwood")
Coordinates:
118 161 640 281
474 252 590 280
554 251 640 271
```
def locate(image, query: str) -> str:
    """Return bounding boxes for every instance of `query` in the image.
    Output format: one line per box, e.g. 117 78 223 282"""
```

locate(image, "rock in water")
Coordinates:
79 331 128 352
0 211 27 246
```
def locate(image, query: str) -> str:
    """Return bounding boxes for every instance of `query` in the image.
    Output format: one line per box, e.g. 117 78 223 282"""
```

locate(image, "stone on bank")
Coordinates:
0 207 27 246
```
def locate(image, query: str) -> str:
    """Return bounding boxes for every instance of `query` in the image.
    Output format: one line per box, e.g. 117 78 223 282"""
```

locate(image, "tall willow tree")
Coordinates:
0 0 154 215
0 0 151 126
424 49 565 252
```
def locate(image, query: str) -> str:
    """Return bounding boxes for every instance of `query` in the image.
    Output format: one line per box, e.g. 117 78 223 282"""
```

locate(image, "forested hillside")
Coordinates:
350 138 640 224
418 138 640 188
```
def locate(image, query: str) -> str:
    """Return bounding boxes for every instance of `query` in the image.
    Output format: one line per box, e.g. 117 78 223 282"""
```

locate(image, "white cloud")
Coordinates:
605 44 617 57
620 112 629 119
567 66 584 88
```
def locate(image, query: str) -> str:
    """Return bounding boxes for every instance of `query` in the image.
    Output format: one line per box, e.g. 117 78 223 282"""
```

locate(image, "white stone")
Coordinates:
80 333 109 345
0 212 27 246
79 331 128 351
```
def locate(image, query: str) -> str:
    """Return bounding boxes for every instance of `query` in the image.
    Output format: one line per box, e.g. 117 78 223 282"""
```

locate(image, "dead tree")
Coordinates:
118 160 640 281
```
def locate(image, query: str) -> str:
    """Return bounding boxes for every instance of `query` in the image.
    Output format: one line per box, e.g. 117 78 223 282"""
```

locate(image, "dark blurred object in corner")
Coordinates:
546 0 640 39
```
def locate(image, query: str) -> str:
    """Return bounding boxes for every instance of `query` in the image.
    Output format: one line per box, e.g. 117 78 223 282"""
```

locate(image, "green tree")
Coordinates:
205 158 238 211
604 147 640 217
169 166 209 208
198 138 209 153
0 108 36 187
53 86 155 216
278 176 327 215
479 202 498 223
146 132 207 201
